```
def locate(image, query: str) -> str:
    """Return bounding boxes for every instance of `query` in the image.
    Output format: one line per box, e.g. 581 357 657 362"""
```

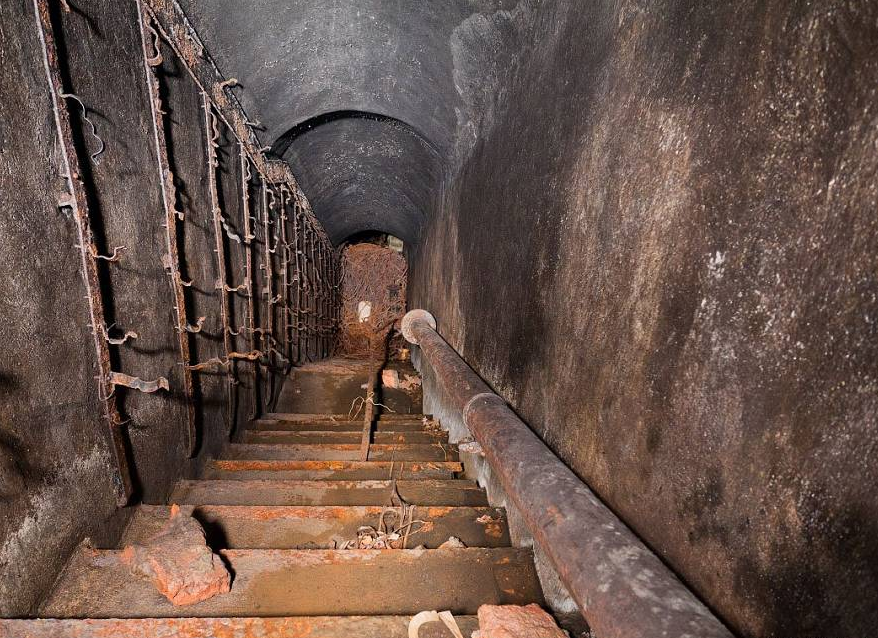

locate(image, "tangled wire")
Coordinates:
338 243 407 357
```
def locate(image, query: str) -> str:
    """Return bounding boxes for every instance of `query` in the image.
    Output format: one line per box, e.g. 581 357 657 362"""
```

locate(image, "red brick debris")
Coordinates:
121 504 230 605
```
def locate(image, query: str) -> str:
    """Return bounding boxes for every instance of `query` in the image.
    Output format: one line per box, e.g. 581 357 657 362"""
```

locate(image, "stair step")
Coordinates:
169 479 488 506
121 505 511 549
243 431 445 445
263 412 428 422
223 443 458 462
204 459 462 480
251 419 434 432
0 616 480 638
42 548 543 617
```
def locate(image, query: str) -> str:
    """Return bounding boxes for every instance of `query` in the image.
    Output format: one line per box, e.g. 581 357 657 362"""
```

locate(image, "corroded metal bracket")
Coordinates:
136 4 197 456
32 0 132 505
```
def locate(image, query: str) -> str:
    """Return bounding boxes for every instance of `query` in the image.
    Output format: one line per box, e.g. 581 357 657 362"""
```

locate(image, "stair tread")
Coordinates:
223 443 458 462
121 505 510 549
205 459 461 480
251 420 431 432
246 419 430 432
243 431 445 444
42 548 543 617
262 413 428 422
0 616 479 638
169 479 488 506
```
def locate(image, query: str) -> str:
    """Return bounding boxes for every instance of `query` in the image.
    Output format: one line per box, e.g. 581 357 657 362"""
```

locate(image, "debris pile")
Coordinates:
476 604 568 638
121 504 230 606
408 610 467 638
338 243 407 357
339 525 403 550
382 368 422 391
438 536 467 549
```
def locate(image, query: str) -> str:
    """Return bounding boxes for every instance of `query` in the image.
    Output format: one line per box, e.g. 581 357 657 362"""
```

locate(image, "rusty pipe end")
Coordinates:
401 309 436 344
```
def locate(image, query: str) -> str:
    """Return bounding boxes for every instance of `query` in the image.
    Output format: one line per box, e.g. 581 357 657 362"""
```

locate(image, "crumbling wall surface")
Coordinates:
410 2 878 637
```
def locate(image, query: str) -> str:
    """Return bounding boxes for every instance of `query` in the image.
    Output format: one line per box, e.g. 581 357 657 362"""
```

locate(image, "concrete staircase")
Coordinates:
6 363 547 638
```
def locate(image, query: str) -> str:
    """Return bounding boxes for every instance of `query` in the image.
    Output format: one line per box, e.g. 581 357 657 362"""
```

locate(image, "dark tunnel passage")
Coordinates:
1 1 878 638
273 111 443 245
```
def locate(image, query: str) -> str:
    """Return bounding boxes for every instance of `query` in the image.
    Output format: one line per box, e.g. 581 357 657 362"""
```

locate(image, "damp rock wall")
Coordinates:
409 2 878 637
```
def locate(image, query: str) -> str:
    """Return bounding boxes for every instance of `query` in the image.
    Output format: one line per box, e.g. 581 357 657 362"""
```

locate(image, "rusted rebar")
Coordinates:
33 0 132 505
239 149 258 360
262 185 277 376
204 100 232 356
278 187 293 366
137 4 197 456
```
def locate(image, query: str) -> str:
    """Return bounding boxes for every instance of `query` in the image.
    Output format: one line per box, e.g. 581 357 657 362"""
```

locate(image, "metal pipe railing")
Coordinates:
401 309 733 638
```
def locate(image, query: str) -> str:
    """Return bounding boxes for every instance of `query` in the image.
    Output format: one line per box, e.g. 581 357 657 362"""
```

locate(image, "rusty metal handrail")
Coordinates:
401 309 733 638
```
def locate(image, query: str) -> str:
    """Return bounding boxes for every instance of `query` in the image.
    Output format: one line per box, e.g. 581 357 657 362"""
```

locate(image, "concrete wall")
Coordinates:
0 0 125 613
410 2 878 637
0 0 332 615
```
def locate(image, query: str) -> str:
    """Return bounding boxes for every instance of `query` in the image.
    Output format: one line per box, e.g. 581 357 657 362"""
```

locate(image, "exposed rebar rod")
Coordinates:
292 196 304 363
279 187 294 366
203 96 236 420
136 4 197 456
239 146 260 415
401 309 734 638
32 0 132 505
262 185 277 377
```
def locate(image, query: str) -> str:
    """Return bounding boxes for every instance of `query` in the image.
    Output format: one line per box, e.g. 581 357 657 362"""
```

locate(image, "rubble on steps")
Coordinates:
476 604 568 638
120 504 230 606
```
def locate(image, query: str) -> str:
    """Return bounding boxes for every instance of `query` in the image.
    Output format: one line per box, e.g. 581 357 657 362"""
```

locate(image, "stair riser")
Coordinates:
251 420 429 432
205 460 460 480
223 444 458 462
243 431 445 444
262 413 429 422
121 505 511 549
41 549 543 617
0 617 479 638
169 480 488 507
203 467 457 480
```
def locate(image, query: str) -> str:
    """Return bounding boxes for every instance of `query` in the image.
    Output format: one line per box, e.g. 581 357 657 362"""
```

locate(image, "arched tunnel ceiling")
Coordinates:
276 114 442 245
177 0 525 243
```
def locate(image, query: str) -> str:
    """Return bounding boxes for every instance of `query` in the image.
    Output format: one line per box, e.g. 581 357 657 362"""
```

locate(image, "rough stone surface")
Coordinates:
183 0 876 634
176 0 525 244
1 0 876 636
0 0 126 615
0 0 291 614
121 505 230 606
477 604 566 638
408 3 878 637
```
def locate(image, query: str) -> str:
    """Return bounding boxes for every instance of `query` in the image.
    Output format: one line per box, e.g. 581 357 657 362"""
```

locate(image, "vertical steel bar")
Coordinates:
203 94 234 419
292 196 303 364
32 0 131 504
239 147 259 417
305 227 315 361
262 185 275 363
278 187 292 365
324 243 332 355
320 241 325 357
258 183 273 407
239 148 257 356
136 3 197 456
